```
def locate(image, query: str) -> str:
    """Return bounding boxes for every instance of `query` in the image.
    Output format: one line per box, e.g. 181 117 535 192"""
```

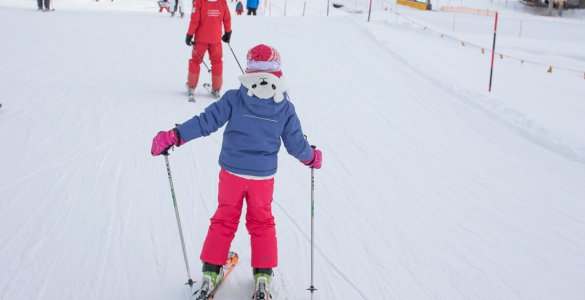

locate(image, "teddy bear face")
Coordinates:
239 72 287 103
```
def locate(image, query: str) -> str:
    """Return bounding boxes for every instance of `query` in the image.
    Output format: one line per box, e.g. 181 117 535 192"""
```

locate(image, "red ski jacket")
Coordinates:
187 0 232 44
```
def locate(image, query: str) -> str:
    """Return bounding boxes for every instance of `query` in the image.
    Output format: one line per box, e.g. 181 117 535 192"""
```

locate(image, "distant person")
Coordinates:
37 0 51 11
151 44 323 300
158 0 171 13
185 0 232 100
246 0 259 15
171 0 185 17
236 1 244 15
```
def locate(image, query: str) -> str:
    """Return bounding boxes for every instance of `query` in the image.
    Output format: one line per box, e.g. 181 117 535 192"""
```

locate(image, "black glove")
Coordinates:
185 34 194 46
221 31 232 43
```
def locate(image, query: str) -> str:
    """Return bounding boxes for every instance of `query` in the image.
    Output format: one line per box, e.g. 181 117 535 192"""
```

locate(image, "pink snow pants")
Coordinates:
200 169 277 268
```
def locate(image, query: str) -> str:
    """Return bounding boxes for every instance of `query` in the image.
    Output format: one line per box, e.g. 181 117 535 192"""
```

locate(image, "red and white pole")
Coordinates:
488 11 499 93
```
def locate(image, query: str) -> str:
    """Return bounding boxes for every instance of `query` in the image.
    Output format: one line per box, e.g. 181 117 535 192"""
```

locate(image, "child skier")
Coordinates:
235 1 244 15
158 0 170 13
151 44 323 299
185 0 232 100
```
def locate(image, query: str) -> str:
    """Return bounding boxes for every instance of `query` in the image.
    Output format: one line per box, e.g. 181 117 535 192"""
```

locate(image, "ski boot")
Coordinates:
187 86 196 102
252 268 273 300
193 262 222 300
211 89 221 99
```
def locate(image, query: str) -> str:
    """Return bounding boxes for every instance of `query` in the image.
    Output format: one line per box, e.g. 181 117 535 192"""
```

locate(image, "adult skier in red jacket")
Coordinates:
185 0 232 97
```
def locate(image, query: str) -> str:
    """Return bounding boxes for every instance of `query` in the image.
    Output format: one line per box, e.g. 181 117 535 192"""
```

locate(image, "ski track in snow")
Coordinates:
353 16 585 165
274 201 368 300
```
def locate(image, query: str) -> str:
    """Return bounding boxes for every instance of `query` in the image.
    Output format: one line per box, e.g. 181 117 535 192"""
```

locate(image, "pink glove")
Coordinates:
151 128 184 156
303 148 322 169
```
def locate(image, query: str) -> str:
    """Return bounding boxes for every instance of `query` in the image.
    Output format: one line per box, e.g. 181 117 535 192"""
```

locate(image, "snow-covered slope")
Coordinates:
1 0 584 299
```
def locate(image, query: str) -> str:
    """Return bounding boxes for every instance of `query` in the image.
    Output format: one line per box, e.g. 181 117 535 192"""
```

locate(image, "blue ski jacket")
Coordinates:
177 85 313 177
246 0 259 9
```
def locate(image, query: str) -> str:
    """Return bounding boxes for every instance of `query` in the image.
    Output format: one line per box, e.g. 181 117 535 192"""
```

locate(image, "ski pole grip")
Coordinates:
309 145 317 169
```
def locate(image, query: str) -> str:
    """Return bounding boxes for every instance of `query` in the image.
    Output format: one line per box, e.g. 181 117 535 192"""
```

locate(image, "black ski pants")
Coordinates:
172 0 184 15
37 0 50 10
247 7 257 15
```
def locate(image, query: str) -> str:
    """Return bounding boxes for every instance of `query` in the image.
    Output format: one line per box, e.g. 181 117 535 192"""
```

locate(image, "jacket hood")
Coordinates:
237 85 289 118
238 72 286 102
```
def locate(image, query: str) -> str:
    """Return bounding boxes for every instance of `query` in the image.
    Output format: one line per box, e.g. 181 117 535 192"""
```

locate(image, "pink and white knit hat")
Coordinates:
245 44 282 78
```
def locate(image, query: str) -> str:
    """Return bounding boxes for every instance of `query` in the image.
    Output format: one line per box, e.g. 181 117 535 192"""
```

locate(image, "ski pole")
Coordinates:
307 145 317 297
227 43 245 75
192 44 211 73
163 154 195 288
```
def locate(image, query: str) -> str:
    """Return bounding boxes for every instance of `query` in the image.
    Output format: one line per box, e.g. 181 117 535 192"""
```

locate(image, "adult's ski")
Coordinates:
202 83 220 99
187 84 219 103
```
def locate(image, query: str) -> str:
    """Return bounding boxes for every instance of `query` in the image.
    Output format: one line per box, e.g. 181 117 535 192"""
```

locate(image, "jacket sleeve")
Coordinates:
281 103 313 162
223 0 232 33
187 0 202 35
176 93 233 142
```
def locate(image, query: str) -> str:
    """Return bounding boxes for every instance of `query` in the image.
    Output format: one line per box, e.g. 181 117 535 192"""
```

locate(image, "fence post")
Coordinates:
488 11 499 92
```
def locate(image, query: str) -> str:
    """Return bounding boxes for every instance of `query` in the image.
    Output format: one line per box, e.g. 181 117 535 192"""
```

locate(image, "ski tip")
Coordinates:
227 252 239 265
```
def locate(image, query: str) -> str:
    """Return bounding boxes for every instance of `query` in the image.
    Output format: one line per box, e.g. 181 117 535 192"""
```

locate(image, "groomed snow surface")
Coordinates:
1 0 584 299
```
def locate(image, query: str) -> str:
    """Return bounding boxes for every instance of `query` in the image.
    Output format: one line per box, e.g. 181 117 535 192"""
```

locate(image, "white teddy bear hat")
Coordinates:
238 44 287 103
